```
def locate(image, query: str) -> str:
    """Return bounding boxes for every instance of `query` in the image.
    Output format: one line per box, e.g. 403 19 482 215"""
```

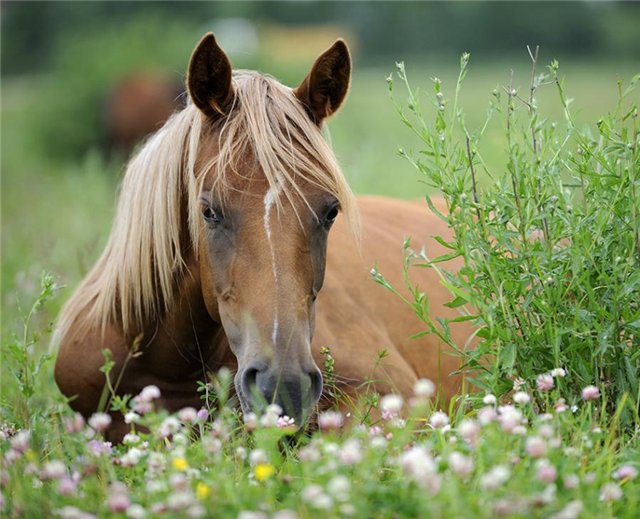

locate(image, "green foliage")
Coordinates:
388 51 640 418
0 281 638 517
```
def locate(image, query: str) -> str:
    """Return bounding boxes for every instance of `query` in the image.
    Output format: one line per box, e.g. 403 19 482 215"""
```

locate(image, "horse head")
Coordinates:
187 34 355 426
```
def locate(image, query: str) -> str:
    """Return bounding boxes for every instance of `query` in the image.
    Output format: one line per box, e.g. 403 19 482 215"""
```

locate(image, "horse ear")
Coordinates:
294 39 351 124
187 33 234 119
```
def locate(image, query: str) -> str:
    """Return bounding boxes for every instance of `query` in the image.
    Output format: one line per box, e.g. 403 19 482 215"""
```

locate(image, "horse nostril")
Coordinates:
309 368 323 403
241 367 259 403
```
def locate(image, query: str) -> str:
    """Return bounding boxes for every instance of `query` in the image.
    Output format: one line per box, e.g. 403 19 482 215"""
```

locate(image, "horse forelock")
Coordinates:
54 69 358 344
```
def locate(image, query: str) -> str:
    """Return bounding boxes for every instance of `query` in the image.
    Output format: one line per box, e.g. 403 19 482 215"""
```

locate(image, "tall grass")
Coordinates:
384 50 640 421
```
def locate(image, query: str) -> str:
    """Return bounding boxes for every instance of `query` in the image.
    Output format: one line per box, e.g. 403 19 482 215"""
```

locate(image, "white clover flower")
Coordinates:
276 416 295 428
120 447 144 467
457 419 480 447
477 406 498 425
124 411 141 425
299 445 321 463
613 465 638 481
123 433 140 445
139 385 161 402
399 445 436 482
203 436 222 455
536 460 557 483
237 513 268 519
448 451 474 478
380 394 404 418
581 385 600 401
242 412 258 430
480 465 510 491
513 391 531 404
10 430 31 453
158 417 181 438
88 412 112 432
550 368 566 378
178 407 198 423
40 460 66 480
536 374 554 392
249 449 268 467
525 436 547 458
549 500 583 519
338 439 362 465
599 482 623 502
126 504 147 519
317 411 344 430
327 475 351 501
167 491 195 510
414 378 435 398
483 394 497 405
563 474 580 489
429 411 449 429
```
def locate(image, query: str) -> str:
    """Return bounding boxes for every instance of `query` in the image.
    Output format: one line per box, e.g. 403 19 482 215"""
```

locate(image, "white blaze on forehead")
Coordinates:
263 180 283 345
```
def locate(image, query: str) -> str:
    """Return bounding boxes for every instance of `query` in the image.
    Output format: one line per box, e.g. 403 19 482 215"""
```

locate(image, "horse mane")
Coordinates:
54 70 358 342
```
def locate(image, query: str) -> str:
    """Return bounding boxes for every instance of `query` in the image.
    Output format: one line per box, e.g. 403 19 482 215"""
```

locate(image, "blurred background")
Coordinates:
2 1 639 329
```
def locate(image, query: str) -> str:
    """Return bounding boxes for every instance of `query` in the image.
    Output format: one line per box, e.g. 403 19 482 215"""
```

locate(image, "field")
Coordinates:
2 49 640 518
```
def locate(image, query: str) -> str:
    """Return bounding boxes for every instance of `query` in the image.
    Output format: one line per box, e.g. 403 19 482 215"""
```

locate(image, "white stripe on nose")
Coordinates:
263 181 282 345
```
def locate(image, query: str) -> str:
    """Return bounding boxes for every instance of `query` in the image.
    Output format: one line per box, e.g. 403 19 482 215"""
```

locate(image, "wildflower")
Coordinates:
123 433 141 445
169 473 189 491
536 374 554 392
139 385 161 402
338 439 362 465
536 460 557 483
414 378 435 398
299 445 321 462
513 391 530 404
196 409 209 422
88 412 112 432
254 463 275 482
87 439 112 456
480 465 510 491
249 449 268 466
554 398 568 413
551 368 566 378
581 385 600 401
380 394 404 419
126 504 147 519
478 406 497 425
458 419 480 447
178 407 198 423
318 411 344 431
525 436 547 458
187 505 206 518
273 511 298 519
107 491 130 513
55 506 97 519
613 464 638 481
124 411 141 424
328 475 351 501
512 378 526 390
9 430 30 453
302 484 332 509
57 476 77 496
202 435 223 455
563 474 579 489
40 460 66 480
260 404 282 427
483 394 497 405
599 482 623 502
158 417 181 438
121 447 144 467
549 500 583 519
243 412 258 430
196 482 211 500
172 457 189 471
429 411 449 429
238 513 268 519
276 415 295 428
538 424 554 438
167 491 196 510
498 407 523 434
448 452 474 478
64 414 85 434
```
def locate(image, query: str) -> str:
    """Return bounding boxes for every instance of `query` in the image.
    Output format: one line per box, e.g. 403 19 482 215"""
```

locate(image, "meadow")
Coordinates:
2 43 639 518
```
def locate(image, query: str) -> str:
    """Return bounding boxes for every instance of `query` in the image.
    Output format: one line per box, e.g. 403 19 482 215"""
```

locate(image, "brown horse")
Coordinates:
54 34 471 440
104 72 184 155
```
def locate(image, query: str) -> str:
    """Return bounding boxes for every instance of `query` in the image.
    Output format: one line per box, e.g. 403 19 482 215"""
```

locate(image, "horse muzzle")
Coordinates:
236 361 323 426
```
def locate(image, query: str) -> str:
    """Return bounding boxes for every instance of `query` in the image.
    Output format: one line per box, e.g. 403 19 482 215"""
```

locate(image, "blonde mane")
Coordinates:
54 70 358 342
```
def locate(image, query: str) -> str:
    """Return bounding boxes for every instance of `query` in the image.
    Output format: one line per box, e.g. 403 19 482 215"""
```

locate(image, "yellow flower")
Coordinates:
254 463 275 482
196 482 211 500
25 449 36 462
172 457 189 471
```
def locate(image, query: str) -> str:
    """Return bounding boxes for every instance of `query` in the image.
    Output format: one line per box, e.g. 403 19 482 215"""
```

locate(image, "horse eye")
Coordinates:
202 205 222 224
324 206 339 229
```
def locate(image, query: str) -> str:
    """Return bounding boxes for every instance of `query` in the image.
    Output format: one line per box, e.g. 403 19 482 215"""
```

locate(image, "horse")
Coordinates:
104 72 185 156
54 33 471 441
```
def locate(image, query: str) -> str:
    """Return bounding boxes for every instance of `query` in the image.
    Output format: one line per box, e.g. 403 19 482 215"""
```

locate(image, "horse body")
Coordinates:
54 34 468 440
